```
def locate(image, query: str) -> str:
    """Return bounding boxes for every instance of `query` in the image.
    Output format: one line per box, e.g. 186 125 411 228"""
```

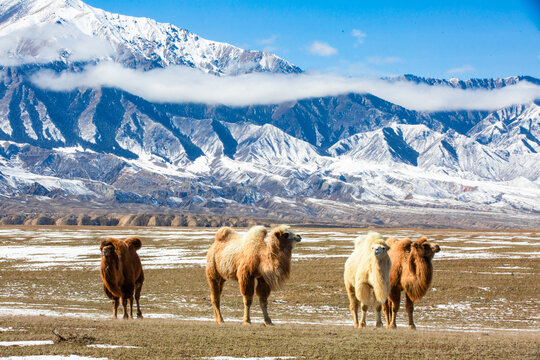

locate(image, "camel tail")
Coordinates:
215 227 234 242
125 237 142 250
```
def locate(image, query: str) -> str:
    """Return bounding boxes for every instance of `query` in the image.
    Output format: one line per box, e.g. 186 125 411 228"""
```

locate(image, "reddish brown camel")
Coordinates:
205 225 301 325
100 237 144 319
382 236 440 329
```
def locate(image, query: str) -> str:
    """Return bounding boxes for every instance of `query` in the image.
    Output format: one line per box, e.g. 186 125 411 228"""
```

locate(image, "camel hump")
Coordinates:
270 224 289 236
245 225 267 242
414 236 428 246
215 227 235 242
124 237 142 250
392 237 412 252
386 237 399 247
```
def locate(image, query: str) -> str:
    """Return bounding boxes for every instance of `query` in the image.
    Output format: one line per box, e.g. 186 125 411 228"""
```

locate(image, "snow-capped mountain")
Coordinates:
390 74 540 89
0 0 539 228
0 0 300 74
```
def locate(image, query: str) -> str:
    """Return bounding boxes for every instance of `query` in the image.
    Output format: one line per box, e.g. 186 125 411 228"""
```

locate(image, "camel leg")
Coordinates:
375 303 383 328
208 277 225 324
405 294 416 330
355 284 370 328
239 278 255 325
359 304 368 328
128 297 134 319
256 279 273 325
135 282 143 319
346 285 360 328
387 288 401 329
112 297 119 319
382 300 390 328
121 298 129 319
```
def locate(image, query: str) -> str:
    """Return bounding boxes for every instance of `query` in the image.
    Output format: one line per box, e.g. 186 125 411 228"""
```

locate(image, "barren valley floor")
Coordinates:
0 226 538 359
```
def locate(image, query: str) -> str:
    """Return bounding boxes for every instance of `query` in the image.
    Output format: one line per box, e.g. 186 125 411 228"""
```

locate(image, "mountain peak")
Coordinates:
0 0 302 75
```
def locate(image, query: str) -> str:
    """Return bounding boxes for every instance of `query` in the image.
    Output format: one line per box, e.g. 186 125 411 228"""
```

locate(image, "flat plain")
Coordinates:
0 226 539 359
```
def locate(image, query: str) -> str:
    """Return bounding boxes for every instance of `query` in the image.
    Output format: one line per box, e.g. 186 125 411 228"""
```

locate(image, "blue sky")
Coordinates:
86 0 540 79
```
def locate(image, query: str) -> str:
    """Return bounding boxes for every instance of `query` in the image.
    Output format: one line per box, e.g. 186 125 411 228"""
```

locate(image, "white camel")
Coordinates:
344 231 391 328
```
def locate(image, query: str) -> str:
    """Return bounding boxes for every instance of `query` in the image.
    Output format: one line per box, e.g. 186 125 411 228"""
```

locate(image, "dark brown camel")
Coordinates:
100 237 144 319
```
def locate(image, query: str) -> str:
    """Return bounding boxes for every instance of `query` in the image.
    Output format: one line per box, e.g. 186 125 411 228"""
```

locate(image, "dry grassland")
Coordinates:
0 226 539 359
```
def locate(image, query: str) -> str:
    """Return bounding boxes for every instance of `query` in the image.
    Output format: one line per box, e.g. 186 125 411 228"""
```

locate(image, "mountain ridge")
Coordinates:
0 0 539 228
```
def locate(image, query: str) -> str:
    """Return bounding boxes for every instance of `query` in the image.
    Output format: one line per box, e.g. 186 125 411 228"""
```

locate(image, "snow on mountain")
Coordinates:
0 1 539 226
226 122 324 168
0 0 301 74
173 117 225 158
390 74 540 89
0 65 538 223
330 120 540 182
116 98 192 165
468 102 540 154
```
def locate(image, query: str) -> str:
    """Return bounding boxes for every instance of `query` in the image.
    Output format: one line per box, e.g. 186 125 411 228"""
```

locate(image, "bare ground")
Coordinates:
0 226 539 359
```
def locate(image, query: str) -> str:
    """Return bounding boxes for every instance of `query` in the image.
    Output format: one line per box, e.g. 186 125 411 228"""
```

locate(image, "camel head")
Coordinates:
271 225 302 248
412 236 440 260
359 231 389 258
100 240 117 259
371 240 390 258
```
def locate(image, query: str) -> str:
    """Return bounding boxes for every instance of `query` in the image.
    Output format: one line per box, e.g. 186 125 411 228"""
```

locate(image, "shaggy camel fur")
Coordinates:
100 237 144 319
206 225 301 325
382 236 440 329
344 232 391 328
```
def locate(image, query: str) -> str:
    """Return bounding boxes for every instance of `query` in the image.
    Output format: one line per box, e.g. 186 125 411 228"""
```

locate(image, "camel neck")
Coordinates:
405 250 433 301
101 254 119 281
261 236 293 290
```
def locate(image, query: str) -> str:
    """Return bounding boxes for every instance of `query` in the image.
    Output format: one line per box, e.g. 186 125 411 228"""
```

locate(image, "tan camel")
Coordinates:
205 225 301 325
100 237 144 319
382 236 440 329
344 231 391 328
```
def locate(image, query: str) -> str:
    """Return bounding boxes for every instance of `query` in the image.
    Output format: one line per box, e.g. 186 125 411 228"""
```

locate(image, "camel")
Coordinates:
100 237 144 319
382 236 440 329
344 231 391 328
205 225 302 325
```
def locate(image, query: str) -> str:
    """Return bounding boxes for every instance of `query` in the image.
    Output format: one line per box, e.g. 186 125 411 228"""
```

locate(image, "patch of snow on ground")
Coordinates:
0 327 26 331
0 340 54 346
435 302 474 311
203 357 297 360
0 306 107 319
87 344 139 349
0 357 108 360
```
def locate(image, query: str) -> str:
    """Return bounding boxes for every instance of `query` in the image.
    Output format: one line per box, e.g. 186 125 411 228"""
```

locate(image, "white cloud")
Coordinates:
307 41 337 56
256 35 280 53
0 23 114 66
263 46 279 53
351 29 367 45
447 64 475 75
30 62 540 112
257 35 277 45
366 56 403 65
